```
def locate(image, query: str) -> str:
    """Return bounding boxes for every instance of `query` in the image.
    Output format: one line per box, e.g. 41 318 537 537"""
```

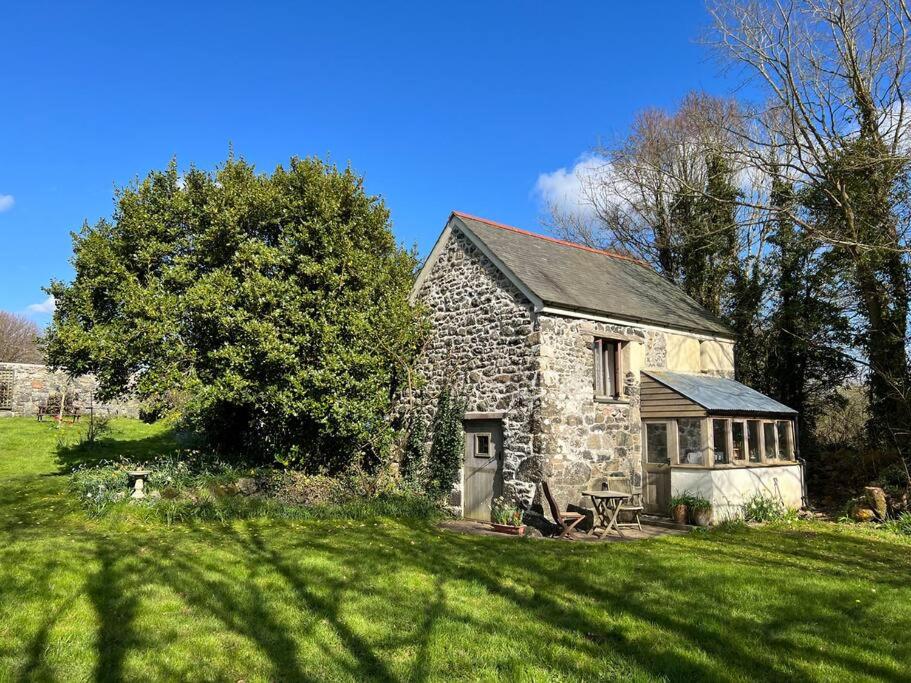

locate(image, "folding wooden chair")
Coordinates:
540 480 586 539
602 473 643 531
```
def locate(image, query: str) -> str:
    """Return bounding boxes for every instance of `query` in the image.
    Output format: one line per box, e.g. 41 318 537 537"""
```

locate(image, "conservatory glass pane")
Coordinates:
777 420 794 459
645 422 670 464
763 422 778 460
732 421 746 461
713 419 729 464
678 418 704 465
748 420 762 462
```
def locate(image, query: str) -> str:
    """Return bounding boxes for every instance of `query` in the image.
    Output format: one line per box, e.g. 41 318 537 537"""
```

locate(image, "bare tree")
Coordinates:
550 93 752 273
0 311 43 364
708 0 911 441
548 92 768 320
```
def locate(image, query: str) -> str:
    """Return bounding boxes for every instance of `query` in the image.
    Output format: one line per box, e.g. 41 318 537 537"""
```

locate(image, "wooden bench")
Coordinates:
37 404 81 423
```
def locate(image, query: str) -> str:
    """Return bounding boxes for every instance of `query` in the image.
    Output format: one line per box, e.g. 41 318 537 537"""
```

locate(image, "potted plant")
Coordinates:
669 493 691 525
688 495 713 527
491 496 526 535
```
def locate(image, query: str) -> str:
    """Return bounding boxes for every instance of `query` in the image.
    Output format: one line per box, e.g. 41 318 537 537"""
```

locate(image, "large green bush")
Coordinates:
45 155 426 469
426 387 466 499
401 414 427 484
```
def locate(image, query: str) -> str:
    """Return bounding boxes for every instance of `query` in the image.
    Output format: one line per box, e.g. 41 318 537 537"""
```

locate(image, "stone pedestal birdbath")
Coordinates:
127 470 151 499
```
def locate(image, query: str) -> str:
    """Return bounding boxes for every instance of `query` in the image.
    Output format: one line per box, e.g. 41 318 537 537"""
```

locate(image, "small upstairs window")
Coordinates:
593 338 623 399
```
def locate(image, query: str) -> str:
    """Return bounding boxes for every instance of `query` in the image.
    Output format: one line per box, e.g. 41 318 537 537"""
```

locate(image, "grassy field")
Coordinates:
1 418 910 682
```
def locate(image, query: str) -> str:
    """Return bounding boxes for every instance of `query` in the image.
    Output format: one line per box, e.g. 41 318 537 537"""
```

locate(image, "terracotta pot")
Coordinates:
672 504 688 525
692 508 712 527
491 523 526 536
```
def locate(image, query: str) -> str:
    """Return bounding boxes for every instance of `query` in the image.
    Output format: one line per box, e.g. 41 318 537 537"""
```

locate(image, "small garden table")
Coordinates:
582 490 631 538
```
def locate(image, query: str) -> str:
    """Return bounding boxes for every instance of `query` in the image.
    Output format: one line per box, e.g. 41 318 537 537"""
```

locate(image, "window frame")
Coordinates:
711 418 731 465
746 419 762 463
675 417 708 467
762 421 779 461
645 417 799 470
777 419 795 460
643 420 673 465
593 337 624 401
473 433 492 459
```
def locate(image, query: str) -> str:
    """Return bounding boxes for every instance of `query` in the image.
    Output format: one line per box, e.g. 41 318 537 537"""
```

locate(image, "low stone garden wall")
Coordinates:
0 362 139 418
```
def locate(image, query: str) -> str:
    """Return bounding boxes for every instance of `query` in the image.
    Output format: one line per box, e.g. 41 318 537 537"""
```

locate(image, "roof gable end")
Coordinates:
410 213 542 309
413 211 735 338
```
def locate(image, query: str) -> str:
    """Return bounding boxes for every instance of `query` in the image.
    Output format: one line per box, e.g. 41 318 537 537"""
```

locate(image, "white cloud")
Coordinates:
877 101 911 152
27 296 56 315
0 194 14 213
534 154 608 220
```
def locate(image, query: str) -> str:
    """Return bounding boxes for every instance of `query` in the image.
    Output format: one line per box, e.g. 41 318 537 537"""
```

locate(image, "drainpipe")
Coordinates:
794 420 809 509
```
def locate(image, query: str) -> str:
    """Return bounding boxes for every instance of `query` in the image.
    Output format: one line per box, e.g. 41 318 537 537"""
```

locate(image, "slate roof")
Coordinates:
450 212 733 337
645 370 797 416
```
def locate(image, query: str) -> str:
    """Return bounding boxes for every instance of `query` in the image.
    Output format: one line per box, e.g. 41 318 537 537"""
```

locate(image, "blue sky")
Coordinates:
0 2 739 323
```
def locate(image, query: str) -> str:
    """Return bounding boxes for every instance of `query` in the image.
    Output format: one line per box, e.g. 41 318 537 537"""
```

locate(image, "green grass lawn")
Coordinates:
1 418 910 682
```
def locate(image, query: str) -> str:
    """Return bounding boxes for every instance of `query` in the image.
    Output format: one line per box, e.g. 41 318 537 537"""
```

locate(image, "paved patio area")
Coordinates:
440 518 689 542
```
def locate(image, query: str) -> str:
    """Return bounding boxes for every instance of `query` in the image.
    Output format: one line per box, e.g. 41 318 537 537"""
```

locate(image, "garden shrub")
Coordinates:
742 493 794 522
401 414 427 484
69 453 440 523
45 154 428 470
426 387 467 500
80 413 112 446
69 460 133 516
882 511 911 536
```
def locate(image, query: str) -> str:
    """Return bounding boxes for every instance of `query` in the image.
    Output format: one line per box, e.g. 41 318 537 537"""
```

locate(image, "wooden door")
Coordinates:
642 420 673 514
462 420 504 521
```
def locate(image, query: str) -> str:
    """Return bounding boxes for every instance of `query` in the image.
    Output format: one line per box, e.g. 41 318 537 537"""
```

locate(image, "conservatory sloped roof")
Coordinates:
644 370 797 416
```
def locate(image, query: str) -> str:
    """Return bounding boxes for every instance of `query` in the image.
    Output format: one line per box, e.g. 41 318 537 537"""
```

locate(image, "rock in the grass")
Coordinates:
212 483 238 497
851 506 877 523
523 525 544 539
148 490 162 502
236 478 258 496
864 486 888 521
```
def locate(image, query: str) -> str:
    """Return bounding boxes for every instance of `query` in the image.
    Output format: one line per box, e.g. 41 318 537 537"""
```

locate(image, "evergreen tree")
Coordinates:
766 178 853 450
426 387 466 500
45 155 426 469
401 414 427 483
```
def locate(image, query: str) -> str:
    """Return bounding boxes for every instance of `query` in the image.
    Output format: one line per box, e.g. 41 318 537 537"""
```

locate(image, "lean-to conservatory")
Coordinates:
639 370 802 520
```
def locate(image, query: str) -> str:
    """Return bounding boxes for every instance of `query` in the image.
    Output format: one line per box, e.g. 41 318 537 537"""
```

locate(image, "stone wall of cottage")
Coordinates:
412 227 737 515
536 315 647 507
412 229 540 509
0 362 140 418
535 318 735 507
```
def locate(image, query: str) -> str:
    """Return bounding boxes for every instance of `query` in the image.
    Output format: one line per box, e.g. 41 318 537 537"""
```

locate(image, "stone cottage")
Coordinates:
411 211 803 521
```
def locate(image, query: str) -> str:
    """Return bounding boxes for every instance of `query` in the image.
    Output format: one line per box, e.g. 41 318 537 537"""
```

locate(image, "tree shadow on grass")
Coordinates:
161 531 317 682
12 516 911 682
55 430 184 472
85 539 140 682
16 561 83 681
266 522 911 682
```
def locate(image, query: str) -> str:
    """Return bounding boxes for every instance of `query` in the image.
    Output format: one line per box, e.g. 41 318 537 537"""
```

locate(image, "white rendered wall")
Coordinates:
671 464 804 520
